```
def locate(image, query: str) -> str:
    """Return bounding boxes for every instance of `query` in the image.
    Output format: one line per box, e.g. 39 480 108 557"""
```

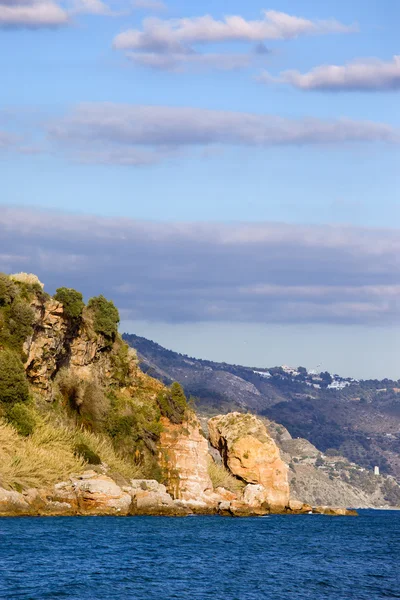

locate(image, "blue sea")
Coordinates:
0 511 399 599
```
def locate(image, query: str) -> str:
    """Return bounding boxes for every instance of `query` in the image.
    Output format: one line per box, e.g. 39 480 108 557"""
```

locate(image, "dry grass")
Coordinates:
0 420 84 491
75 428 143 481
207 456 244 494
0 418 143 491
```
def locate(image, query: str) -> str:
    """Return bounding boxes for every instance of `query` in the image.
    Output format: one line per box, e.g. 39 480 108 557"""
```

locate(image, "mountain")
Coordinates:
123 333 400 494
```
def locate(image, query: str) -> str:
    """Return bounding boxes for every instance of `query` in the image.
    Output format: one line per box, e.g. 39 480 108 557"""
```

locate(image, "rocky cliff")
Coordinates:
0 273 357 517
208 413 289 512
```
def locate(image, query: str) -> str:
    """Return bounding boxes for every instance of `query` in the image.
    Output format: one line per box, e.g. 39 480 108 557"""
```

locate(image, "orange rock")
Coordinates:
208 413 289 511
158 413 214 502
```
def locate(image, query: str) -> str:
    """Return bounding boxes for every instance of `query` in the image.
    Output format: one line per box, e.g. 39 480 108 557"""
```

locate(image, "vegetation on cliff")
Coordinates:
0 272 183 491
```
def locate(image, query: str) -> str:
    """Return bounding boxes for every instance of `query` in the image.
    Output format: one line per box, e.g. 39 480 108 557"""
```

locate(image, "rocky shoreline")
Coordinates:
0 471 357 517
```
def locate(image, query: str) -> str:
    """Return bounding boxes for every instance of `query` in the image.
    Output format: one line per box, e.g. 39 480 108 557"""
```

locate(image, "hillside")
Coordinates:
123 333 400 501
0 271 324 517
0 272 398 515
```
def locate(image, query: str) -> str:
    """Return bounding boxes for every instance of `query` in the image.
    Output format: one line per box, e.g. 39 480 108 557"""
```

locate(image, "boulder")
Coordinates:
52 471 132 515
313 506 358 516
0 488 32 516
127 479 188 515
288 499 313 514
208 413 289 512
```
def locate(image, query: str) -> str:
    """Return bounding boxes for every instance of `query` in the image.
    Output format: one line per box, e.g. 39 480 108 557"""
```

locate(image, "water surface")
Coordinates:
0 511 399 599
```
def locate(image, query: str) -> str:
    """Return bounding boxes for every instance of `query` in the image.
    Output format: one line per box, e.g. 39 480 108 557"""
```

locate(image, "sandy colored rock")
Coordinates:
0 488 31 516
288 499 313 514
159 413 213 502
208 413 289 511
313 506 358 516
52 471 132 515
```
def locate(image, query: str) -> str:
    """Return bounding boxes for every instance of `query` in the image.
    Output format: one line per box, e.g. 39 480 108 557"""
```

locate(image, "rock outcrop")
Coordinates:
208 413 290 512
23 296 138 394
158 414 214 506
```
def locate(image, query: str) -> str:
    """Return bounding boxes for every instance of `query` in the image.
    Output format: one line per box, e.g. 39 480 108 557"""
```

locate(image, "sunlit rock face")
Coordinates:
158 414 213 503
208 412 290 511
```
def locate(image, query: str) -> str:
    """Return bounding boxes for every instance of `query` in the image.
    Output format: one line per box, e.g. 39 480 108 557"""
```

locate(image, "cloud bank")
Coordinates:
0 207 399 326
0 0 122 27
114 10 355 71
49 103 398 165
0 0 69 28
259 55 400 92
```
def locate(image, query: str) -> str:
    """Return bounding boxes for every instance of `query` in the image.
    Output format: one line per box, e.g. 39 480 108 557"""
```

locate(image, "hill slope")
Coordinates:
123 333 400 486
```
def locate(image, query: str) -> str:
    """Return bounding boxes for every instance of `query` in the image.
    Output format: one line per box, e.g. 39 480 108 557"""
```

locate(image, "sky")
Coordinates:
0 0 399 378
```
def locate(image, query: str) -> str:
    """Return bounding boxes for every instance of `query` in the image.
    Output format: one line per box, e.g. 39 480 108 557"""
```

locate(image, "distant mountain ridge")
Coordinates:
123 333 400 483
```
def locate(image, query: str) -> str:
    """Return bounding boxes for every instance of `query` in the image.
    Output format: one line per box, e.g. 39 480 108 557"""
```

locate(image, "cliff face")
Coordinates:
208 412 290 511
24 296 136 394
159 414 213 502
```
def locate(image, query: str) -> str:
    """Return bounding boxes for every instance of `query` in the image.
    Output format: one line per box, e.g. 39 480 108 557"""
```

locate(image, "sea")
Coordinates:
0 510 399 599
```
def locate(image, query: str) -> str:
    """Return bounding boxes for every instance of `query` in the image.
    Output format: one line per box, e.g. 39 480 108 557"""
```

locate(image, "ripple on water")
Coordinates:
0 511 399 600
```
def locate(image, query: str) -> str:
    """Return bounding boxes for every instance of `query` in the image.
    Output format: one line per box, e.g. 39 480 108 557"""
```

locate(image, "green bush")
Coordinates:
5 403 36 436
0 274 17 306
87 295 119 340
0 349 29 404
74 443 101 465
8 299 34 346
54 287 85 321
157 382 187 424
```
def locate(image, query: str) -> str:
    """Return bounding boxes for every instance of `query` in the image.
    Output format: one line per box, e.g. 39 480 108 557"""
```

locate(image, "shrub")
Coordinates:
157 382 187 424
0 349 29 404
56 369 110 430
87 295 119 340
74 442 101 465
207 457 244 494
8 299 34 346
0 273 17 306
54 287 85 321
5 403 36 436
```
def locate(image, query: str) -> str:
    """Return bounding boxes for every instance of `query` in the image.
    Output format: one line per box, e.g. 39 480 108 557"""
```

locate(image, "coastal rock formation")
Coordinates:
158 414 214 504
53 471 132 515
23 295 139 394
208 413 290 511
128 480 189 515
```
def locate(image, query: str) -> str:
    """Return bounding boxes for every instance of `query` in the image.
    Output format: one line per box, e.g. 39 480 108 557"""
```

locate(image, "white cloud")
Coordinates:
114 10 355 71
0 207 399 326
0 0 69 28
259 55 400 92
49 103 398 165
114 10 355 50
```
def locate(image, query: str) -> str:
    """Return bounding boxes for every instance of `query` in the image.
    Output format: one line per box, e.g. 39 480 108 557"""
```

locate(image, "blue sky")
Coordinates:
1 0 399 377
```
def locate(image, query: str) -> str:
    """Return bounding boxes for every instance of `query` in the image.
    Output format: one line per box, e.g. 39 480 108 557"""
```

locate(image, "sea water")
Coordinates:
0 510 399 599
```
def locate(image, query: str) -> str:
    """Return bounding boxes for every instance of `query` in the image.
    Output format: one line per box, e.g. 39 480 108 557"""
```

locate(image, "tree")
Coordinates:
320 371 333 385
87 295 119 340
54 287 85 321
0 349 29 404
157 382 187 424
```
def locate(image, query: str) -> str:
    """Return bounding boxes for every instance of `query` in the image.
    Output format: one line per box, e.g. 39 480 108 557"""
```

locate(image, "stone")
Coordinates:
52 472 132 515
159 413 214 503
0 488 31 516
288 499 313 514
313 506 358 516
208 413 290 512
243 484 269 508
